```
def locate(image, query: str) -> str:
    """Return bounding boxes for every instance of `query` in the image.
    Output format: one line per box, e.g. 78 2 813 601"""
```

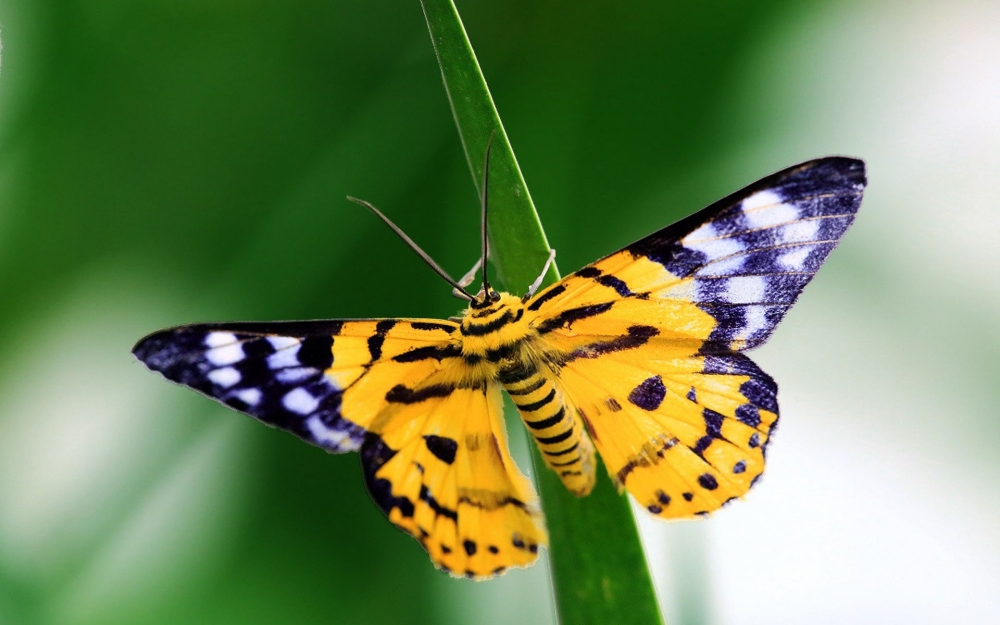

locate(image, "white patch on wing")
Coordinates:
276 367 315 383
207 367 241 388
204 331 238 348
206 342 244 366
730 305 771 347
741 191 799 228
699 254 745 276
658 278 700 301
267 343 301 370
283 388 319 415
778 247 812 270
683 222 745 260
780 219 821 244
267 336 299 350
235 388 262 406
723 276 768 304
743 305 769 336
306 415 349 448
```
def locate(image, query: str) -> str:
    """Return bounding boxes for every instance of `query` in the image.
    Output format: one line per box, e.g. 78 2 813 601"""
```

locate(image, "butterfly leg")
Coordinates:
525 248 557 298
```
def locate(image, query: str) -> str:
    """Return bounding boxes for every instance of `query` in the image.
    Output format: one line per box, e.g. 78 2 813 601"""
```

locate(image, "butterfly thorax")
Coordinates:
458 292 597 496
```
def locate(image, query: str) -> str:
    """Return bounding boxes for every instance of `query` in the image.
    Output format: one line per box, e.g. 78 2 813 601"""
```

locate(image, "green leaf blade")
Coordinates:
419 0 557 293
420 2 665 623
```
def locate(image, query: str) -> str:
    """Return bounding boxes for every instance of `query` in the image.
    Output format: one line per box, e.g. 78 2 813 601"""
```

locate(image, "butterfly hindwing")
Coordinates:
360 382 545 578
556 345 777 518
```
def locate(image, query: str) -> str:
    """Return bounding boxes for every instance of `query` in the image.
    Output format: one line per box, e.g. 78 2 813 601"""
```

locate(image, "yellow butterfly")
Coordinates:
134 155 866 579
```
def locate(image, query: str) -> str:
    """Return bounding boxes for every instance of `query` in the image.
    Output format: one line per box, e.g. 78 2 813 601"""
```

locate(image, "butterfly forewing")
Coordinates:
134 320 371 452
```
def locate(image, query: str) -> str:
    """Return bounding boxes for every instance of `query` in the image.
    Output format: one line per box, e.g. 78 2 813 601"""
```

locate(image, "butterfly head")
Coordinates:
459 291 528 345
469 286 502 309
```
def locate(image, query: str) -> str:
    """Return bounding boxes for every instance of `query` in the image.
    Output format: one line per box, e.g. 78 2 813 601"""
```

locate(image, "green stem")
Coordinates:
419 2 663 623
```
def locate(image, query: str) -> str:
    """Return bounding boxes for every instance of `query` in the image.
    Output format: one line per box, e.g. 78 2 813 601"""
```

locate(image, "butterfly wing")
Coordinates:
133 319 460 452
525 157 865 517
361 382 545 579
134 318 545 577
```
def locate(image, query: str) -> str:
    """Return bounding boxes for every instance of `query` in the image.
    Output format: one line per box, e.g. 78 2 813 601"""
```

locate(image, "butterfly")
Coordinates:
134 155 866 580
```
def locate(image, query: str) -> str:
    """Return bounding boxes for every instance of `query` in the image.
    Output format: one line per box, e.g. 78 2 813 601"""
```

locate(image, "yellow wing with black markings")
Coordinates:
133 318 545 578
523 157 865 518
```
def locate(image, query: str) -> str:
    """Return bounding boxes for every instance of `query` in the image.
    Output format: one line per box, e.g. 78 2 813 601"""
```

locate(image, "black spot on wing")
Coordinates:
698 473 719 490
703 409 724 438
385 383 456 404
526 284 566 311
393 343 463 363
692 435 713 457
361 434 415 518
567 325 658 360
535 302 614 334
419 485 457 521
410 321 456 333
298 336 334 370
736 404 761 428
597 275 634 297
627 375 666 411
463 540 477 556
424 435 458 465
367 320 398 361
740 376 778 413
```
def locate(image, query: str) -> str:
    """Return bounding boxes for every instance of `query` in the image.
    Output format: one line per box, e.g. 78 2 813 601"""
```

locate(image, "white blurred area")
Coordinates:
644 1 1000 623
0 267 251 623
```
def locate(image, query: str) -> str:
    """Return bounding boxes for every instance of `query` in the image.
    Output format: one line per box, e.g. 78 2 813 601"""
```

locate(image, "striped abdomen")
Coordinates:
501 363 596 496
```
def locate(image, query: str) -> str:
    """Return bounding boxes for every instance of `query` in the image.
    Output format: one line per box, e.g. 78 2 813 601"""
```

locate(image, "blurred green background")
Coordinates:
1 1 998 624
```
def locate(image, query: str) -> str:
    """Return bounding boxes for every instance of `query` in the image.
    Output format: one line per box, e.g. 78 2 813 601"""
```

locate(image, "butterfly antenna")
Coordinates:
347 196 475 301
480 131 496 299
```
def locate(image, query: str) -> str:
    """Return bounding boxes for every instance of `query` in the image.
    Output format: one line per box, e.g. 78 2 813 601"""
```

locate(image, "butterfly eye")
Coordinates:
489 290 501 303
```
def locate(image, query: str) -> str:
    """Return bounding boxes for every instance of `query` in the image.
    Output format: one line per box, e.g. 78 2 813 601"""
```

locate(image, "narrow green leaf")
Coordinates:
419 0 556 294
419 2 664 623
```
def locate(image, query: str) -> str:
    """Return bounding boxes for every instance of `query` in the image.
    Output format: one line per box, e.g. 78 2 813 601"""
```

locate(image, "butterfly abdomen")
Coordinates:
502 364 597 496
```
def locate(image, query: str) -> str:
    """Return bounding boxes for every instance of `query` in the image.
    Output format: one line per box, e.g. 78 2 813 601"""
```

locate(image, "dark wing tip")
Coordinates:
132 326 209 385
133 328 177 370
792 156 867 191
